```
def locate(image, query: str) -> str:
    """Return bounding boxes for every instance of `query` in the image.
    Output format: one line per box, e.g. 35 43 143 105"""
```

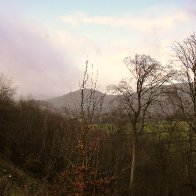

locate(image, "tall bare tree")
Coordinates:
172 33 196 130
112 54 171 193
169 33 196 184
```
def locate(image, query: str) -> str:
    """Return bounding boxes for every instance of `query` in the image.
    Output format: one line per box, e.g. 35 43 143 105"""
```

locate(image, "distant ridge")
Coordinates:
36 83 191 117
46 89 117 112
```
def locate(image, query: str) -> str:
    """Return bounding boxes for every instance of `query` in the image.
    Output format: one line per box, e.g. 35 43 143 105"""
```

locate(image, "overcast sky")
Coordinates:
0 0 195 99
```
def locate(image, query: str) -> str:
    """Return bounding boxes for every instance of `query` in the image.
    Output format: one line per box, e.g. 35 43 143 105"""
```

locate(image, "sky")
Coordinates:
0 0 195 99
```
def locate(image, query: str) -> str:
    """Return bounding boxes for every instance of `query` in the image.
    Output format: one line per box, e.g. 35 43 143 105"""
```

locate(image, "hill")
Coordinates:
37 83 190 117
46 89 118 113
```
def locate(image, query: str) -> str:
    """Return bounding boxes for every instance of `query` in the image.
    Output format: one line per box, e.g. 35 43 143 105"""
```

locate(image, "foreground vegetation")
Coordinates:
1 34 196 195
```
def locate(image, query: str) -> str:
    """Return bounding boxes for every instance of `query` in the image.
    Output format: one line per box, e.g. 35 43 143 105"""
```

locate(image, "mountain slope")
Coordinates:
47 89 117 112
42 83 191 117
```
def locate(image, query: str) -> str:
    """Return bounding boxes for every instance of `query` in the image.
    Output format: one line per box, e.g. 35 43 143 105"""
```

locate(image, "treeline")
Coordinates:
0 34 196 195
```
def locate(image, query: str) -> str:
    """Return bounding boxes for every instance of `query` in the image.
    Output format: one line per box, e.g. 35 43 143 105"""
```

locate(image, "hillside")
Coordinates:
46 89 118 113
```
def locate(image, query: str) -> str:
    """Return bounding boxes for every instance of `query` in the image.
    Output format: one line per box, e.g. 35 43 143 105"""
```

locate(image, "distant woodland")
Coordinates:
1 34 196 195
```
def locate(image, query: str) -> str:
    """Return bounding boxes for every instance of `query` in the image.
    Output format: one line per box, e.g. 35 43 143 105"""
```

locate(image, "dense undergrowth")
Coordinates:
0 97 195 195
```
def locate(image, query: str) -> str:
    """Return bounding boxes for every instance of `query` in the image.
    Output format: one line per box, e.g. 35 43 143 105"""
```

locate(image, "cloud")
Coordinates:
0 3 195 100
58 5 196 89
186 0 196 14
60 8 188 33
0 12 82 99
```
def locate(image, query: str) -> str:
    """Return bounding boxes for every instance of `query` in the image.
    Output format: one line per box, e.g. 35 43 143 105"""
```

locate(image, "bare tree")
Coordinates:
0 74 15 102
60 61 118 195
112 54 171 193
170 33 196 184
172 33 196 130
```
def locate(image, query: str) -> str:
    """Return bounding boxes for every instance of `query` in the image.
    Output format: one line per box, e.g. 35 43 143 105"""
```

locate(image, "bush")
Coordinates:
0 175 14 196
23 158 43 176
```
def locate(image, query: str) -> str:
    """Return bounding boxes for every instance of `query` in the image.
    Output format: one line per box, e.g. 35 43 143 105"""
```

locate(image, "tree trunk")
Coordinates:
129 136 136 194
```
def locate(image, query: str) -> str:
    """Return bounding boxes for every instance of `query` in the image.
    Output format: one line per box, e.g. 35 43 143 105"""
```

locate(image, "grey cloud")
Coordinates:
186 0 196 17
0 12 80 99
